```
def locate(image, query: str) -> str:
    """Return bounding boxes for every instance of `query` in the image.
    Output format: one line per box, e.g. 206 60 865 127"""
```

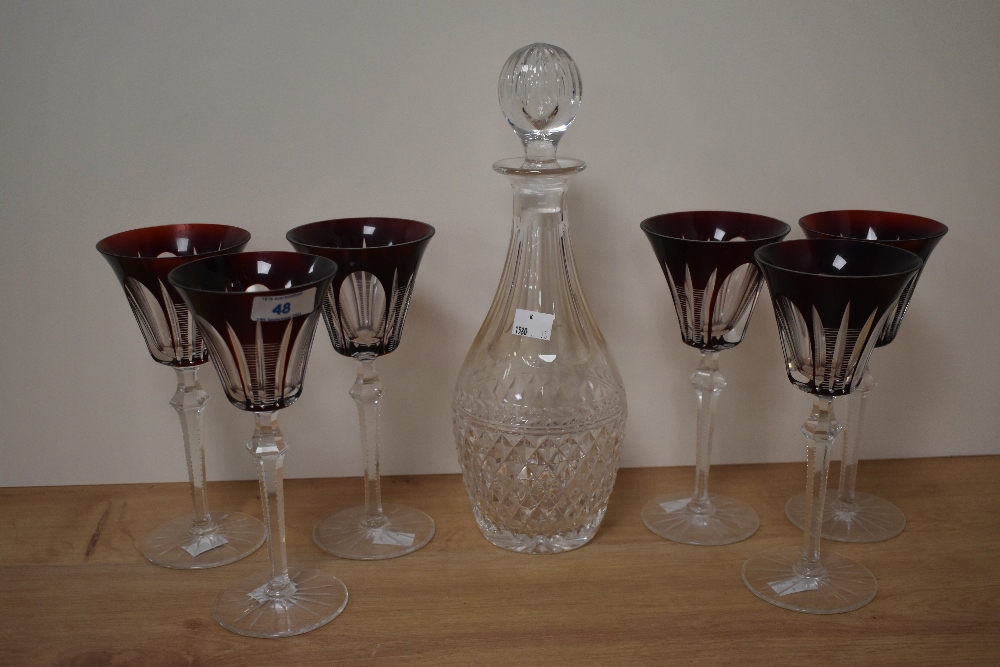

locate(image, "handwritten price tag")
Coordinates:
250 288 316 322
511 309 555 341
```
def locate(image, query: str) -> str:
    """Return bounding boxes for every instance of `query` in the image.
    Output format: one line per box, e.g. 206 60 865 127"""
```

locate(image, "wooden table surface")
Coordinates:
2 456 998 666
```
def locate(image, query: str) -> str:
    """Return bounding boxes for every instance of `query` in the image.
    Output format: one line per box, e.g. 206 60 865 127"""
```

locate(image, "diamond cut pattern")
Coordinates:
454 409 625 540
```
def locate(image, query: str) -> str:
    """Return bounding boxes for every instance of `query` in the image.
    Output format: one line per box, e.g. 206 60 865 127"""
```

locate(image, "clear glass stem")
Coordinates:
248 411 292 595
798 396 840 576
689 351 725 513
170 366 216 532
837 367 876 506
351 357 385 527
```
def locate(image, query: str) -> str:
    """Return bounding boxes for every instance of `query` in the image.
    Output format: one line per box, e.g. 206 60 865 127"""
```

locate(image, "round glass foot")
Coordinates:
213 566 348 638
641 492 759 545
742 546 877 614
313 503 435 560
139 511 265 569
785 491 905 543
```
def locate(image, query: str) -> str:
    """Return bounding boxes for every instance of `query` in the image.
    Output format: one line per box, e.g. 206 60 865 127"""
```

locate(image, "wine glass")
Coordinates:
744 238 922 613
287 217 436 560
97 224 266 569
169 251 348 637
784 211 947 542
639 212 789 545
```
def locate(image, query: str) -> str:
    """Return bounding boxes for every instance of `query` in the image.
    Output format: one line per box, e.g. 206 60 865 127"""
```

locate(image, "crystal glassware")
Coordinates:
97 224 266 569
784 211 947 542
744 239 921 614
286 217 436 560
169 251 348 638
453 43 628 554
639 212 789 545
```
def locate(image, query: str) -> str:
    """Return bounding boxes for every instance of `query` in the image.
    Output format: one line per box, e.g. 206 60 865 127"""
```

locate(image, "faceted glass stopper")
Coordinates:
499 43 582 164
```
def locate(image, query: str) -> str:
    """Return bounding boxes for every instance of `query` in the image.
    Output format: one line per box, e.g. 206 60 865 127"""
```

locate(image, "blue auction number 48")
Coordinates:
272 302 292 316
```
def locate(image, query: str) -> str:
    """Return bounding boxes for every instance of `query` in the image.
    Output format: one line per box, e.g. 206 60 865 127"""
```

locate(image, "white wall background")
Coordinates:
1 1 997 487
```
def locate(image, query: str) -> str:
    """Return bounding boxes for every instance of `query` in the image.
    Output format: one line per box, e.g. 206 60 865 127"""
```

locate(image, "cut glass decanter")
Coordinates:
453 44 627 554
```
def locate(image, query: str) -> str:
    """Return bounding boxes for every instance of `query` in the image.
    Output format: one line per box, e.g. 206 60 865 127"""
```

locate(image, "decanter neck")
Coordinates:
508 172 574 230
481 165 601 354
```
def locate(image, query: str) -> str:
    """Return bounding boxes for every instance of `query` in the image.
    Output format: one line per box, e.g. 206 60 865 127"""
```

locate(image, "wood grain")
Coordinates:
1 457 998 666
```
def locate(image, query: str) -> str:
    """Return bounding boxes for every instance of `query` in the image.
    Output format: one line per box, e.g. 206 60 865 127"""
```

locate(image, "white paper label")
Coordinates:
768 576 821 596
659 499 691 513
371 528 416 547
182 533 229 557
247 581 271 603
250 288 316 322
511 309 554 341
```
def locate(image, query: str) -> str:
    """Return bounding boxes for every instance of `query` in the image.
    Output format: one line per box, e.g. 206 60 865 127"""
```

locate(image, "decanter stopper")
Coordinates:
498 43 582 165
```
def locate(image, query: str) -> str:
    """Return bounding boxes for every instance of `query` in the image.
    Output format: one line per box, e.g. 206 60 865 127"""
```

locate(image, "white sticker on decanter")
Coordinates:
511 309 554 341
371 528 416 547
181 532 229 557
768 575 821 596
659 499 691 513
250 288 316 322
